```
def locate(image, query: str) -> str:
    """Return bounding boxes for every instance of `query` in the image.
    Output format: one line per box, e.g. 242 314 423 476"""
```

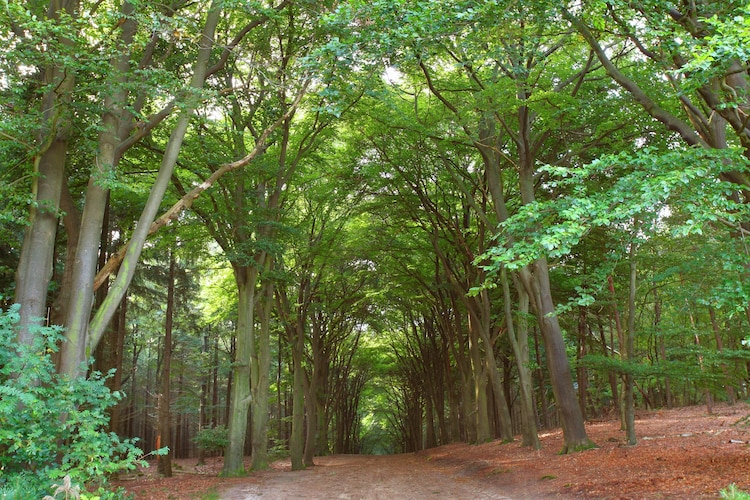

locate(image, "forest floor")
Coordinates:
117 402 750 499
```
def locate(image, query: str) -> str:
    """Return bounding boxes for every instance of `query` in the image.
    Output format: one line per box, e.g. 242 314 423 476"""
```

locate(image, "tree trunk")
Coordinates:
86 1 220 357
250 276 274 470
197 330 208 466
709 307 736 404
223 266 258 476
467 313 490 443
521 261 594 453
15 0 78 345
158 250 175 477
59 0 136 379
304 315 323 466
624 249 637 445
533 326 550 429
502 268 540 449
157 250 175 476
289 322 306 470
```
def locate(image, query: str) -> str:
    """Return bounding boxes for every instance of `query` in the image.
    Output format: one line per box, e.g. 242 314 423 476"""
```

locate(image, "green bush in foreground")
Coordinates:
0 305 145 498
721 484 750 500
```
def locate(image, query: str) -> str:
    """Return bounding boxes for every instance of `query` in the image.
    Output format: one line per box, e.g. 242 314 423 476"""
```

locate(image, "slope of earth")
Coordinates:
117 403 750 499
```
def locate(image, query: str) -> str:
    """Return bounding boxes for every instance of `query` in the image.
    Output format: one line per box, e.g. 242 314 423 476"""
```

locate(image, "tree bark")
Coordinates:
85 1 221 358
625 247 637 446
157 250 175 477
15 0 78 345
502 267 540 449
250 274 274 470
223 266 258 476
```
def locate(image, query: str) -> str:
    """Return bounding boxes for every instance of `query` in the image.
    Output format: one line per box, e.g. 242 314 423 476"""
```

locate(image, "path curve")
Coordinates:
220 453 512 499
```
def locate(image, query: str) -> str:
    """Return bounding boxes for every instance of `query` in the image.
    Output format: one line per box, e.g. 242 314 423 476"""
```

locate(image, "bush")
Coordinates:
0 305 145 498
721 484 750 500
192 426 229 454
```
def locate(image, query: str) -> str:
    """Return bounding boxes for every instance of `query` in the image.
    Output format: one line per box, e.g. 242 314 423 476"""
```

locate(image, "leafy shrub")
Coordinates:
721 484 750 500
0 305 145 498
192 426 229 454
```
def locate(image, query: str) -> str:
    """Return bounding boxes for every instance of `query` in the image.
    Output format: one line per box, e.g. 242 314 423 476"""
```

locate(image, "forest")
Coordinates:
1 0 750 497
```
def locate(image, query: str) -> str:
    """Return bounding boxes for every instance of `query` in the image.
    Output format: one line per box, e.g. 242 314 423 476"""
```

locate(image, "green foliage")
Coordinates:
192 426 229 454
721 484 750 500
680 4 750 96
0 306 145 498
482 147 750 278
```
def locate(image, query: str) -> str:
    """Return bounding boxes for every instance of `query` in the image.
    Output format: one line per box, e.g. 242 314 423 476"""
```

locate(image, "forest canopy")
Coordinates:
1 0 749 495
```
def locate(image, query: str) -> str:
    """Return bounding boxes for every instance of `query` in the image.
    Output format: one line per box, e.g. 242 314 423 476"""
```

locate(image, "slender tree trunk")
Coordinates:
654 292 672 408
608 275 628 431
709 306 736 405
624 249 637 445
86 2 220 357
467 313 490 443
533 326 550 429
49 181 81 328
157 250 175 476
304 317 322 466
289 321 306 470
212 334 220 427
197 331 208 466
577 306 589 420
502 268 540 448
109 296 127 435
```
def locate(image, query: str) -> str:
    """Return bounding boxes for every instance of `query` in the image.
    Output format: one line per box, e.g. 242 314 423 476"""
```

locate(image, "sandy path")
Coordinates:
219 453 512 499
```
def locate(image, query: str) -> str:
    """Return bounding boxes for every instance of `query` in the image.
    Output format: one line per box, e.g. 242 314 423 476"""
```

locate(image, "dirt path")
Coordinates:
219 454 512 500
118 404 750 499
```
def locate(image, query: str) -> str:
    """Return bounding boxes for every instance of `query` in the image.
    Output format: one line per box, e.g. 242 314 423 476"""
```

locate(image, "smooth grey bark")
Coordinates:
15 0 78 344
223 266 259 476
250 268 274 470
86 2 221 356
58 0 136 378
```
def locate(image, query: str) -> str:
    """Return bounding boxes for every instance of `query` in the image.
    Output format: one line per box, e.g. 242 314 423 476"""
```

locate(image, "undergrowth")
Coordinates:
0 305 146 498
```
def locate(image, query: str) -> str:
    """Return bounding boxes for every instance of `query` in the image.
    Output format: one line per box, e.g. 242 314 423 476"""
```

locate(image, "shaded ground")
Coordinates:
118 403 750 499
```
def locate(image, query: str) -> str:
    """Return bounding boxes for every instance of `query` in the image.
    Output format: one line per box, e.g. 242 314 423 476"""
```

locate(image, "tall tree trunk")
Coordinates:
654 291 672 408
223 266 258 476
197 330 209 466
474 294 513 443
250 276 274 470
289 321 306 470
59 0 136 378
709 306 736 405
467 313 490 443
15 0 78 344
85 2 220 359
502 268 540 449
520 260 594 453
157 250 175 476
109 296 127 436
304 316 323 466
624 248 637 445
533 326 550 429
577 306 589 420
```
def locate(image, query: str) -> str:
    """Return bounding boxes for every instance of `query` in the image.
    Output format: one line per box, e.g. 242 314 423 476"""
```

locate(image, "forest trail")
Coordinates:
119 404 750 499
218 453 513 499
